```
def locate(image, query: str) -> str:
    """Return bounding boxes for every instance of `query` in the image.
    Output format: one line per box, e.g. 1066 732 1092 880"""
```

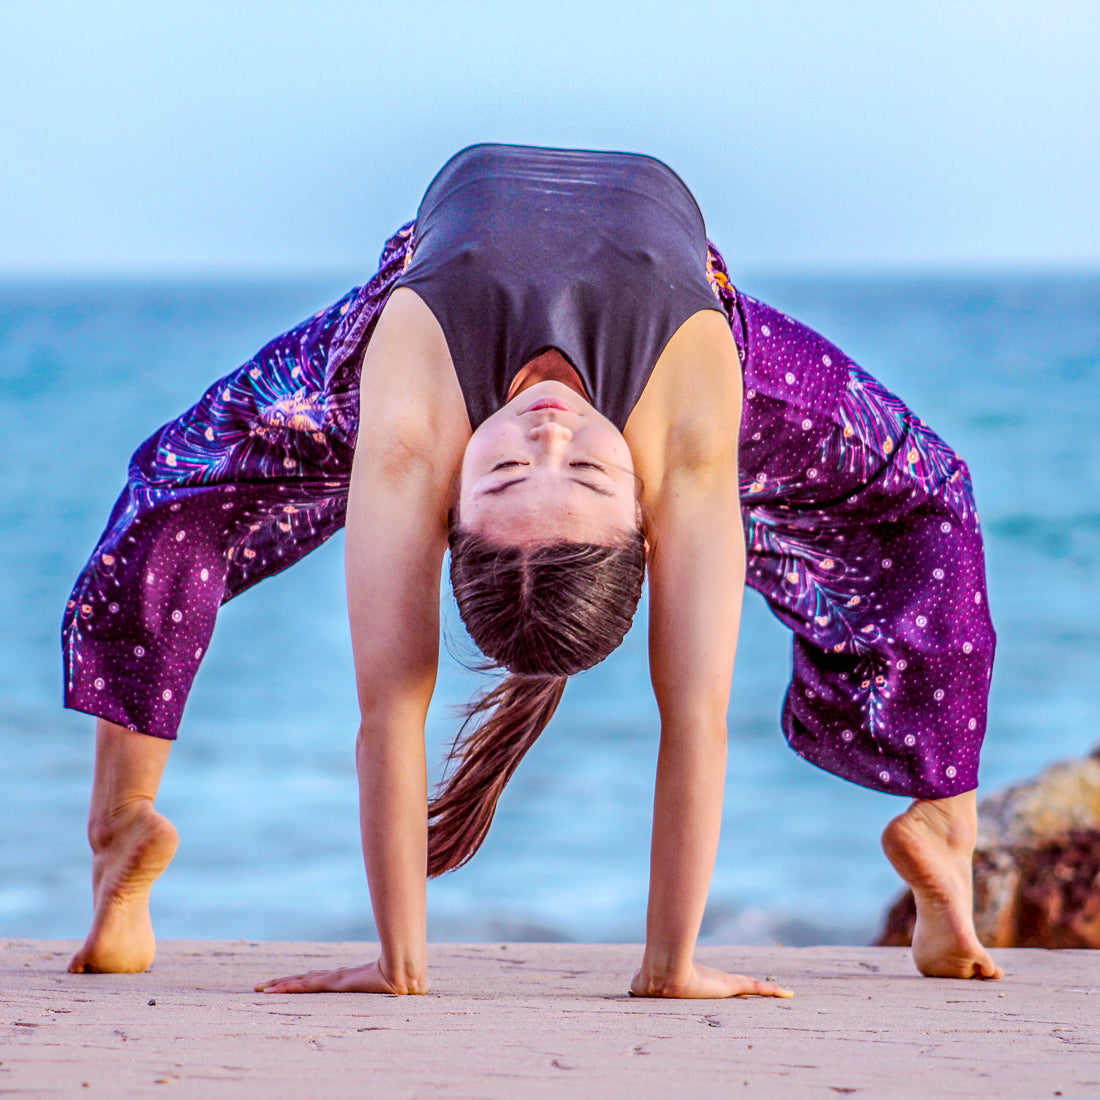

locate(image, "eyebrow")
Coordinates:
483 477 528 496
481 477 614 498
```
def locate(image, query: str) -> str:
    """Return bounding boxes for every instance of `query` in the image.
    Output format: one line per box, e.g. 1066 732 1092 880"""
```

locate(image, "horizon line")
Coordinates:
2 260 1099 284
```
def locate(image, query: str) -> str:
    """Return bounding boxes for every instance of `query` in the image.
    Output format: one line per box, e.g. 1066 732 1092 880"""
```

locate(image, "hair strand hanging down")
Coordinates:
426 527 646 875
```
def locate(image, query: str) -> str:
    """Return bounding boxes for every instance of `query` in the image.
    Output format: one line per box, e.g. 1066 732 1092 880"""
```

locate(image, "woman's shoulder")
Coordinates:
356 288 471 471
625 309 742 494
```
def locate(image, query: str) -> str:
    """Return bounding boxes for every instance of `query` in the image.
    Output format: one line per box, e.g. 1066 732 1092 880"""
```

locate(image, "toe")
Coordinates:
975 957 1004 980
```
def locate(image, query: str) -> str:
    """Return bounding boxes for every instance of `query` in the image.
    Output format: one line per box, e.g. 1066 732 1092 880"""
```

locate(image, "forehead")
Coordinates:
462 477 635 544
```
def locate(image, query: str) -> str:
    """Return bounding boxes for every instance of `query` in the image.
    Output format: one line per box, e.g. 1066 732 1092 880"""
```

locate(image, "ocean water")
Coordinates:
2 271 1098 949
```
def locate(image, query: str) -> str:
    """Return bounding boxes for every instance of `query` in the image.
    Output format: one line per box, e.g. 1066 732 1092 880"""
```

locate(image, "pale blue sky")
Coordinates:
3 0 1098 275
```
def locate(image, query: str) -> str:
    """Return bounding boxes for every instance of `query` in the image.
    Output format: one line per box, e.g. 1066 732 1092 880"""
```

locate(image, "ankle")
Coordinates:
905 797 977 854
87 797 158 852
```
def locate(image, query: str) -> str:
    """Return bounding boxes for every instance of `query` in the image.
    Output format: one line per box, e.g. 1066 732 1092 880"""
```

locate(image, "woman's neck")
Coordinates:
507 349 590 401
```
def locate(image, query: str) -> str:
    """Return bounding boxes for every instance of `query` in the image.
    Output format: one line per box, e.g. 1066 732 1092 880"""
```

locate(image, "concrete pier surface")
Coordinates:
2 940 1097 1098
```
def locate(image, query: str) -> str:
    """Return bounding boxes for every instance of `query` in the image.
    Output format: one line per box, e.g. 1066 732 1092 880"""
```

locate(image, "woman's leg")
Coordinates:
63 226 418 972
881 791 1002 979
69 720 177 974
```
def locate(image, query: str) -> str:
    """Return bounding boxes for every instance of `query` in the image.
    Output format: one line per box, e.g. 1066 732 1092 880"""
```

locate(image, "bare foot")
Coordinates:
69 801 179 974
881 797 1003 980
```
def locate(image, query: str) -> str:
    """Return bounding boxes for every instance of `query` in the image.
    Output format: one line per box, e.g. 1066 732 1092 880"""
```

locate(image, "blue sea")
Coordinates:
3 272 1098 948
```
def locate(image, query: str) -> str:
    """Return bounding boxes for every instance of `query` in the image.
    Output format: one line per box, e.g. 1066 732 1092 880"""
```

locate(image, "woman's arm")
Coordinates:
258 291 468 995
628 311 790 999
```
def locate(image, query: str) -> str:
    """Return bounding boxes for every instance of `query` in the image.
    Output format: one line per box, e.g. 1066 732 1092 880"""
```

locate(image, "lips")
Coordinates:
523 399 572 413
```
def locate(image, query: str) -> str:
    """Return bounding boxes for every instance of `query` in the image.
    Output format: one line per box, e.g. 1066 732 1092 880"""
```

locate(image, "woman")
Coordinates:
63 144 1001 996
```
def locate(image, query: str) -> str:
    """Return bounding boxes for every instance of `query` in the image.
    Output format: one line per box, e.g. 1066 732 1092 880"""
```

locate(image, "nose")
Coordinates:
527 419 574 454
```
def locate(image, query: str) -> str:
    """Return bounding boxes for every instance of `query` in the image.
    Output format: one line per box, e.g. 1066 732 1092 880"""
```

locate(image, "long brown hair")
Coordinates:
427 529 646 876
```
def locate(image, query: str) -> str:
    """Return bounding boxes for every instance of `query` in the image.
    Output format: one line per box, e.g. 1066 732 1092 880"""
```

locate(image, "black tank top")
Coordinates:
393 144 721 430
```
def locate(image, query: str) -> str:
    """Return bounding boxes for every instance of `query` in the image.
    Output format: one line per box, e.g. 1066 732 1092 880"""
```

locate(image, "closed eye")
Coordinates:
570 461 607 472
492 460 529 471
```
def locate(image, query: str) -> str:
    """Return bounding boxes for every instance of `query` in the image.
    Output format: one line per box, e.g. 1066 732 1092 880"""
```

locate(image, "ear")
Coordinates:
636 500 653 556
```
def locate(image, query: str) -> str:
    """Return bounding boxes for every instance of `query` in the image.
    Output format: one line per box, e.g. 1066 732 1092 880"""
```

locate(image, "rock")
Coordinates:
1011 829 1100 947
976 748 1100 850
875 745 1100 948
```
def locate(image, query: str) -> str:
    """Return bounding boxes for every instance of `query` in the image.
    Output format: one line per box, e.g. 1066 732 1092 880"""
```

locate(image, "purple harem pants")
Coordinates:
63 226 994 801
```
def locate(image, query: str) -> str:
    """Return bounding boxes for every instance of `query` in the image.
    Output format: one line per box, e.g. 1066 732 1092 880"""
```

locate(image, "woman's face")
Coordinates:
458 381 638 545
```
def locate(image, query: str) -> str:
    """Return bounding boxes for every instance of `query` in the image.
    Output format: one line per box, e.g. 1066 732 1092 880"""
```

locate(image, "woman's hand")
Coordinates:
630 962 792 999
255 959 429 995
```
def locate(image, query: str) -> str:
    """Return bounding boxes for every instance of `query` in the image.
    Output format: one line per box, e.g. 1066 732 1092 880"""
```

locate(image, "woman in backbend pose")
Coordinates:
63 144 1001 996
